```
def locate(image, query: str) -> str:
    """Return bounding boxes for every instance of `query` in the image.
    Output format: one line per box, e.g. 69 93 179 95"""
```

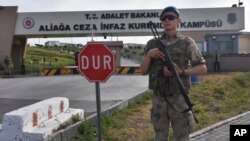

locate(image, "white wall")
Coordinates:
14 7 245 37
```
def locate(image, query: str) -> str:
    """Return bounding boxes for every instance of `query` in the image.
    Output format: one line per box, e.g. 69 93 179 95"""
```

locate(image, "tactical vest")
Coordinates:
148 37 191 94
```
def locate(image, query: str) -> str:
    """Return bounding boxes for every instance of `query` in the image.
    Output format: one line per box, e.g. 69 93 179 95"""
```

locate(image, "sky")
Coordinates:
1 0 249 45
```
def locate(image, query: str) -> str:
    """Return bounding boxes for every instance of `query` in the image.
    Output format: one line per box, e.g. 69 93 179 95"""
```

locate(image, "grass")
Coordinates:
71 72 250 141
57 115 82 131
72 92 153 141
24 47 76 73
190 72 250 131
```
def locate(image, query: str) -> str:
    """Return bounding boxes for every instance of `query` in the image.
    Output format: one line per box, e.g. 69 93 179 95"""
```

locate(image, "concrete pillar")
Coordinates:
0 6 18 71
11 37 27 70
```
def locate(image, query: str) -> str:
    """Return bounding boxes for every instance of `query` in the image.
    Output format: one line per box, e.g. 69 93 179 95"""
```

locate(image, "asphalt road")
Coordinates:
0 58 148 122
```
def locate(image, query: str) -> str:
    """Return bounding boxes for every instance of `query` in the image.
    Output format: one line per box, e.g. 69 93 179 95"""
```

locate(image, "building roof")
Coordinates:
87 41 124 48
205 31 250 36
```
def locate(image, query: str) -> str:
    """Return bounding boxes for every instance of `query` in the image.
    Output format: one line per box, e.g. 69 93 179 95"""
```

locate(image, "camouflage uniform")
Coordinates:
145 33 206 141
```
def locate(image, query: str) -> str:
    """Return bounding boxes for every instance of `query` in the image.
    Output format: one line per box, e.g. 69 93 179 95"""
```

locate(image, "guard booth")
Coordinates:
96 41 123 67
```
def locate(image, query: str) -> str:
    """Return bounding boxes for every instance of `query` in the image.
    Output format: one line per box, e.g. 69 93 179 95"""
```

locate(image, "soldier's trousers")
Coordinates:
151 91 193 141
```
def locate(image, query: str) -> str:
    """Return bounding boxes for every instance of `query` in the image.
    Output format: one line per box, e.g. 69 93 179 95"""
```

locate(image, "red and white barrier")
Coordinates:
0 97 84 141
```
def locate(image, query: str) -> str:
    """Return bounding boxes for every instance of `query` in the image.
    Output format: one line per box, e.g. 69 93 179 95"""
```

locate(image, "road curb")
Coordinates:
189 111 250 139
46 89 149 141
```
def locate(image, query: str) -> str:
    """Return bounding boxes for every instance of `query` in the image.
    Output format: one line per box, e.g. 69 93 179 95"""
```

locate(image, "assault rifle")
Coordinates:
149 22 198 123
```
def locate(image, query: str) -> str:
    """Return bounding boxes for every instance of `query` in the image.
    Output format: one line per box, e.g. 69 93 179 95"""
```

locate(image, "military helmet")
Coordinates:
160 6 180 20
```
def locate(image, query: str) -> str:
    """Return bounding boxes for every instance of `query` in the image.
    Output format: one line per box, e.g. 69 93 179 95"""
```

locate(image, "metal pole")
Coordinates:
95 82 102 141
91 12 94 42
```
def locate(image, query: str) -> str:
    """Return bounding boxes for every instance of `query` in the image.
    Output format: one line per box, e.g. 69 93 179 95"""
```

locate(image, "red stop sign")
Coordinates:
78 42 116 82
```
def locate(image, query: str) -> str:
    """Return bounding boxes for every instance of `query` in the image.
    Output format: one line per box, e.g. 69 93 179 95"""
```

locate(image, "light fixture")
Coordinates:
232 4 237 7
103 33 107 39
231 35 236 39
212 36 216 40
238 0 243 7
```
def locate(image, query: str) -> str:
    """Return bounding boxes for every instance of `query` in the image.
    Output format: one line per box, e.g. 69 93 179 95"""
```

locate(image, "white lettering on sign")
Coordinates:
93 55 100 69
82 56 89 69
81 55 112 70
104 55 111 70
234 129 247 136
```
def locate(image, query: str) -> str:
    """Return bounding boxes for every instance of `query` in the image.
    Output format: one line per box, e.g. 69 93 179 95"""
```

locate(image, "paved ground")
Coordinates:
0 74 148 121
0 58 147 121
190 111 250 141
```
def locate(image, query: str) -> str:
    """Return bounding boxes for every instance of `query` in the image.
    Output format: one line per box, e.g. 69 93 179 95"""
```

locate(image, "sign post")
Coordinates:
95 82 101 141
78 42 116 141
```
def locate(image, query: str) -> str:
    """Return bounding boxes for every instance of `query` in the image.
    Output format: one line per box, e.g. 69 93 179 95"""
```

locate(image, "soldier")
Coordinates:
140 6 207 141
4 55 11 75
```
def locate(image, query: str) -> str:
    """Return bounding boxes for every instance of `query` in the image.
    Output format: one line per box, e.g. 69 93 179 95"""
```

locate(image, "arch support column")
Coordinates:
0 6 18 72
